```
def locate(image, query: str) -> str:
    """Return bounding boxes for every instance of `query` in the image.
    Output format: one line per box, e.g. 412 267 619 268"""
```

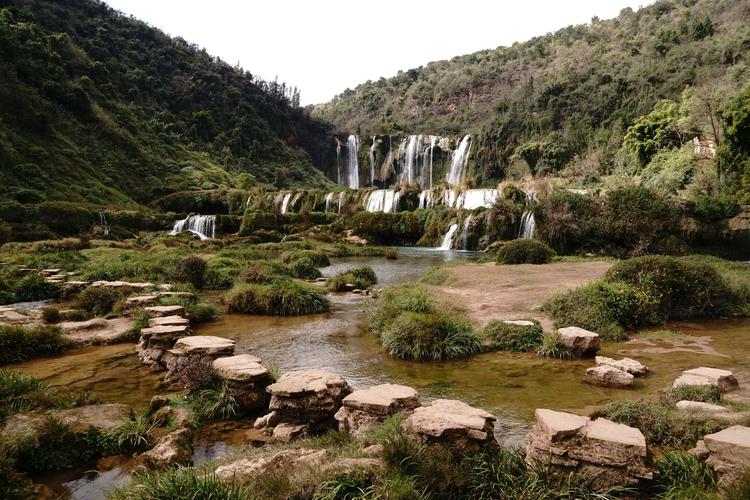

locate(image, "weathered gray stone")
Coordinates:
215 449 328 485
689 439 710 460
676 401 728 413
335 384 421 436
144 305 186 317
134 428 193 471
401 399 497 454
164 336 236 386
584 365 634 388
55 404 134 433
272 423 309 442
152 406 192 427
213 354 271 411
595 356 649 377
525 409 651 490
673 367 739 393
1 412 49 442
148 315 190 328
703 425 750 488
557 327 600 357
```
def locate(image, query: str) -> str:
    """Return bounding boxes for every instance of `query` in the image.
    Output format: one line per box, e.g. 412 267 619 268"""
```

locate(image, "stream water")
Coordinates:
11 249 750 498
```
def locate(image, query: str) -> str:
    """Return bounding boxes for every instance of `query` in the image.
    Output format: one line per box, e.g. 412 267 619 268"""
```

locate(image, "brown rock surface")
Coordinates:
335 383 421 436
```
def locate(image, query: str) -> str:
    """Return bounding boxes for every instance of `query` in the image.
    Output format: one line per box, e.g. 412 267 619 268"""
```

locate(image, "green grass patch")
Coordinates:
496 239 556 265
0 326 67 365
326 265 377 292
482 319 543 352
226 278 330 316
652 451 718 499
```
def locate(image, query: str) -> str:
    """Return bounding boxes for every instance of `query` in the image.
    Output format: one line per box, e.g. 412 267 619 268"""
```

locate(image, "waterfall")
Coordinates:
335 138 342 185
446 135 471 186
460 215 473 250
518 191 537 239
428 136 437 189
324 192 334 212
418 190 433 209
440 188 498 210
278 193 293 214
337 192 346 213
369 136 377 186
98 212 109 236
346 134 359 189
439 223 459 250
400 135 422 185
170 215 216 240
442 189 457 208
365 189 400 213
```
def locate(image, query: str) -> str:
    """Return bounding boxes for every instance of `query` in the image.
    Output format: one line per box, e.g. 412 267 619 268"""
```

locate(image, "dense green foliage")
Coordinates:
495 239 556 264
326 265 377 292
653 451 717 499
0 325 66 364
76 285 125 316
0 370 87 421
482 319 544 352
226 278 330 316
369 284 481 361
0 0 333 205
544 255 748 339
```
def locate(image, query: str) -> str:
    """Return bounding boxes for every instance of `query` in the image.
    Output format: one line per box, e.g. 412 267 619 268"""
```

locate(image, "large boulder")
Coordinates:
584 365 634 388
400 399 497 454
557 327 600 357
703 425 750 488
1 412 50 442
55 404 134 433
255 370 351 440
595 356 649 377
525 409 652 490
212 354 272 411
163 336 236 386
335 384 421 436
673 367 739 393
134 428 193 471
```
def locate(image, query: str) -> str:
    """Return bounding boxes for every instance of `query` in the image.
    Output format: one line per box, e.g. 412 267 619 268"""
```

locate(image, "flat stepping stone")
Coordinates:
56 404 134 433
170 336 235 356
503 320 535 326
703 425 750 487
557 326 600 357
148 315 189 328
401 399 496 442
584 365 634 388
267 369 350 397
676 401 728 413
91 280 155 289
144 305 186 317
140 324 190 339
531 409 590 441
340 384 420 416
158 291 195 298
673 367 739 392
595 356 648 376
213 354 268 382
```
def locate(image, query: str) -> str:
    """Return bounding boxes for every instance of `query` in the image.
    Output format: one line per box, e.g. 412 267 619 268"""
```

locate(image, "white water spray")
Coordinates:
170 215 216 240
446 135 471 186
347 134 359 189
439 223 459 250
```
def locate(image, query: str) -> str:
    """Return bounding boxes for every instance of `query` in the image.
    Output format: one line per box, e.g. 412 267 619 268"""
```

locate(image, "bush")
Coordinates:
13 275 61 302
326 265 377 291
204 257 241 289
240 259 293 284
0 326 66 364
653 451 717 499
226 279 330 316
41 306 61 324
76 286 124 316
483 319 543 352
662 385 721 405
535 332 574 359
369 284 434 336
693 195 739 221
495 239 556 264
380 311 481 361
290 257 322 280
186 302 219 324
280 250 330 267
175 255 207 290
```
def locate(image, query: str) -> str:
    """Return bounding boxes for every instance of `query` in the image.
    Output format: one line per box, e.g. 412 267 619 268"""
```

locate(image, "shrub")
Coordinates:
0 326 66 364
76 286 124 316
380 311 481 361
326 265 377 291
175 255 207 290
693 195 739 221
280 250 330 267
186 302 219 324
240 259 293 283
41 306 61 324
483 319 543 352
369 284 434 336
542 280 637 342
226 279 330 316
290 257 322 280
495 239 556 264
204 257 241 289
662 385 722 405
13 275 61 302
652 451 717 499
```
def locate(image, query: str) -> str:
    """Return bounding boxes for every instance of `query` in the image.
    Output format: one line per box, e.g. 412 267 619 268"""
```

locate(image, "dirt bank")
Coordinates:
426 260 613 331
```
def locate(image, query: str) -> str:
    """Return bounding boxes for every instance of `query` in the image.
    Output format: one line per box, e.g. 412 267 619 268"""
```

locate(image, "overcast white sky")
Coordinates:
104 0 650 105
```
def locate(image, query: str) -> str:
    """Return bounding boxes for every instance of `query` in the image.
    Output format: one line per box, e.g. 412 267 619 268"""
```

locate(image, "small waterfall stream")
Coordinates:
365 189 400 213
170 215 216 240
346 135 359 189
369 136 376 186
279 193 293 214
459 215 473 250
324 192 334 212
335 138 342 185
439 223 459 250
518 191 537 239
446 135 471 186
97 212 109 236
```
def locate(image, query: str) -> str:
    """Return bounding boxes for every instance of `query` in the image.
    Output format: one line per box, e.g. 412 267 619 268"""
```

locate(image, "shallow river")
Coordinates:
12 249 750 497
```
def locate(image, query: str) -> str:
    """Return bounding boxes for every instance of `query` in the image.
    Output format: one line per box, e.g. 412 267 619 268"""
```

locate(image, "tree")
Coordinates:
718 84 750 201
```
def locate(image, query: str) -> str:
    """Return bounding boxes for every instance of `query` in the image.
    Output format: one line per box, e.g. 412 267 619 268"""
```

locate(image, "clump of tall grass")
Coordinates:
0 326 67 364
652 451 717 499
535 332 574 359
225 278 330 316
326 265 377 292
111 469 252 500
483 319 543 352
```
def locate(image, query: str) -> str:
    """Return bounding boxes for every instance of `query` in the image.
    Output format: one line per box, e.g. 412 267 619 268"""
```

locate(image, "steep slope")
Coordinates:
0 0 335 207
315 0 750 184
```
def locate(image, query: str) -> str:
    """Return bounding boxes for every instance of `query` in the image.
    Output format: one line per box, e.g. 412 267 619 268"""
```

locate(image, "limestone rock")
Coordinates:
584 365 634 388
673 367 739 393
557 327 600 357
152 406 192 427
148 315 190 328
272 423 309 442
56 404 133 433
595 356 649 377
401 399 497 454
144 305 186 317
134 428 193 471
504 320 535 326
335 383 421 436
703 425 750 488
136 323 191 368
1 412 49 442
689 439 711 460
525 409 652 490
213 354 271 411
124 295 161 310
164 336 235 386
215 448 328 485
676 401 728 413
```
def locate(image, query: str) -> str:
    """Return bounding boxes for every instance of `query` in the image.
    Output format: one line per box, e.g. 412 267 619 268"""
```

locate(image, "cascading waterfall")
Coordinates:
518 191 537 239
324 192 334 212
446 135 471 186
439 223 459 250
335 138 342 185
278 193 293 214
428 136 437 189
98 212 109 236
399 135 422 185
369 136 377 187
170 215 216 240
289 192 302 212
441 188 498 210
418 190 433 209
346 134 359 189
337 192 346 213
365 189 400 213
459 214 473 250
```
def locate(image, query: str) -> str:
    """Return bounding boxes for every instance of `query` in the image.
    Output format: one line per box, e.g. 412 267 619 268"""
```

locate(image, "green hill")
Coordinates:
314 0 750 196
0 0 335 207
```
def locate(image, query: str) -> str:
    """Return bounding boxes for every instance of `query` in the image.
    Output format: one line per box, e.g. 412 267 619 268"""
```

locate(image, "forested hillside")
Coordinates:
315 0 750 199
0 0 334 207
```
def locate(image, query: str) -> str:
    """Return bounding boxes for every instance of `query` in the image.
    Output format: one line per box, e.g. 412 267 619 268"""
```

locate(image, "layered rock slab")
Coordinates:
164 336 236 385
212 354 271 411
584 365 634 388
673 367 739 392
702 425 750 488
335 383 420 436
